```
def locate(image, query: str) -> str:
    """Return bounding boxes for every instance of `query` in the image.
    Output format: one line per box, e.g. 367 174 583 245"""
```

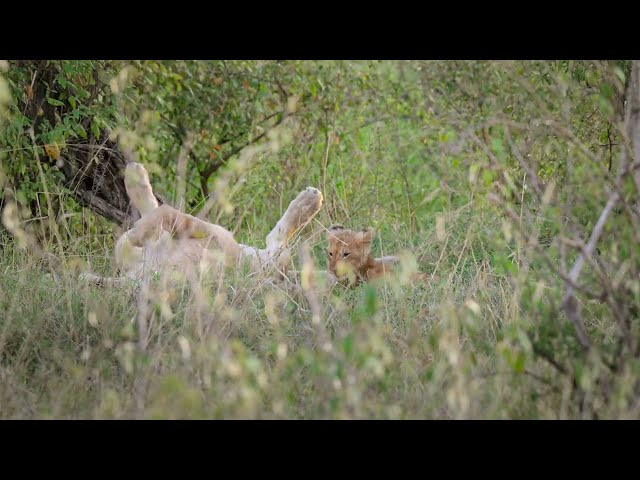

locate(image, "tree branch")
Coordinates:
198 110 288 199
560 60 640 350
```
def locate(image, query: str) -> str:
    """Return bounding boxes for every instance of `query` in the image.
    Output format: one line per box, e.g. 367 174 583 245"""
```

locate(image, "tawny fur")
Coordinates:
326 224 400 287
80 162 323 287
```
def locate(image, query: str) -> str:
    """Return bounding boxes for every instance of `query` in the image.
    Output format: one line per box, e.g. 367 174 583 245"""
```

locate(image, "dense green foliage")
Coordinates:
1 60 639 419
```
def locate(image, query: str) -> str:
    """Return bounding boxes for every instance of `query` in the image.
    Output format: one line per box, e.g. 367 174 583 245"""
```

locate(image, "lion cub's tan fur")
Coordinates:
326 224 399 286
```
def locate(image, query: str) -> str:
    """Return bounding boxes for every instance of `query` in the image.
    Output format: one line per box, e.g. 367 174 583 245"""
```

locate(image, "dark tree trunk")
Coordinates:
60 135 164 228
11 60 164 229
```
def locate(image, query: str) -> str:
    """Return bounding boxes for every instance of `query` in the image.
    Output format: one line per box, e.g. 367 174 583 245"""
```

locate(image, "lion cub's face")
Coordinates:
326 225 373 282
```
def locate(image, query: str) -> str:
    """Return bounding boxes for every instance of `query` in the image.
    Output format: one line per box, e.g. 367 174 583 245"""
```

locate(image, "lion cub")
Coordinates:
326 224 399 286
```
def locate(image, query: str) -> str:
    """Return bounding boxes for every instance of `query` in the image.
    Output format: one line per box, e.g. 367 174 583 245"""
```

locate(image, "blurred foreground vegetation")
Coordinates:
1 60 639 419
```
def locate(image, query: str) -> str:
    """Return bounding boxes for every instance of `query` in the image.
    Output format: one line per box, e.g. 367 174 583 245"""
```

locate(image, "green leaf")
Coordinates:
91 119 100 138
76 88 90 99
46 97 65 107
15 188 28 205
74 124 88 139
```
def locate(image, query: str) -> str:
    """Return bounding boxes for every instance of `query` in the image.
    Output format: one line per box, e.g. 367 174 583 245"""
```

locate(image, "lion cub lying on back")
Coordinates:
326 224 400 287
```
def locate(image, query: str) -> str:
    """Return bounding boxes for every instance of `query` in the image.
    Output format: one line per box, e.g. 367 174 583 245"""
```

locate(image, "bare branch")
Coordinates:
560 60 640 350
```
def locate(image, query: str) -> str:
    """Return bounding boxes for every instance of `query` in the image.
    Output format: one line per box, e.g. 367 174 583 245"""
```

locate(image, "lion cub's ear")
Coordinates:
358 227 373 244
355 228 373 254
327 224 344 239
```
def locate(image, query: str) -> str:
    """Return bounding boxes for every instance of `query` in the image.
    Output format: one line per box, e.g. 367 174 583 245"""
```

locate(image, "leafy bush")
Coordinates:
0 60 638 419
